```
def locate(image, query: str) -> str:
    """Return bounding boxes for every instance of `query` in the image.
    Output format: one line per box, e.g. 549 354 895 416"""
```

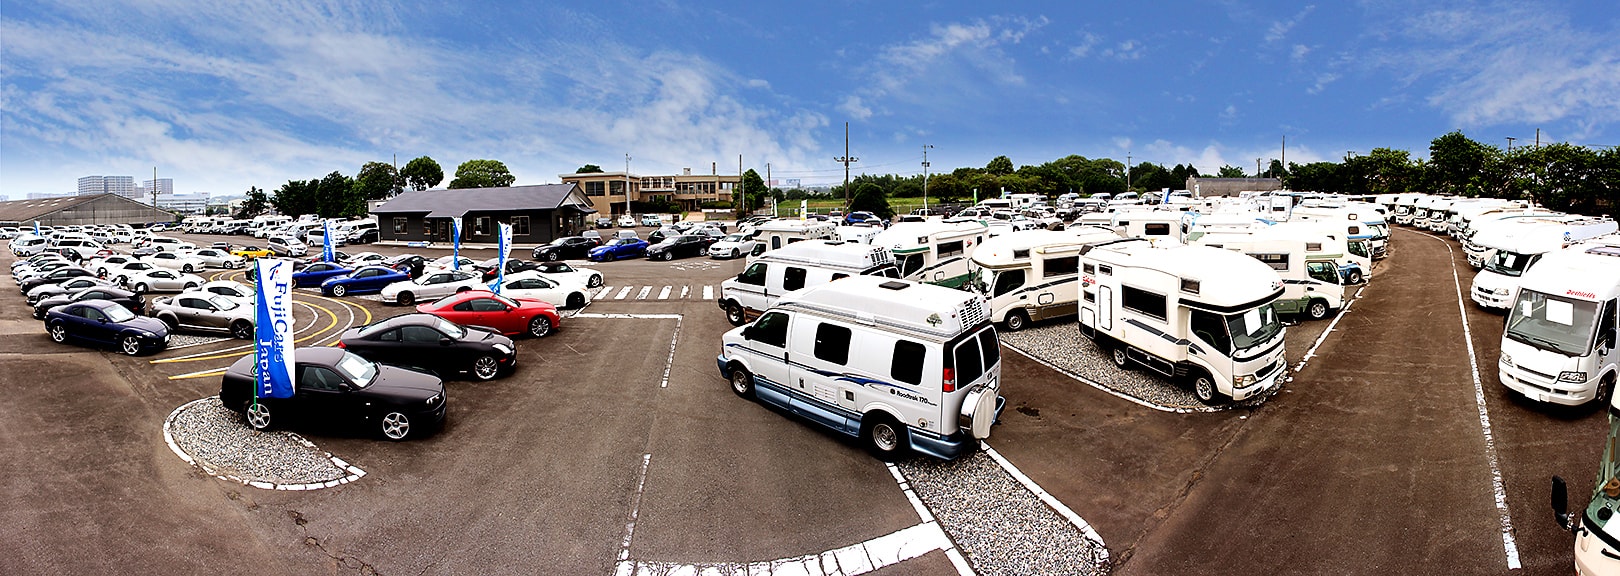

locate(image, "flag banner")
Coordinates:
800 200 807 221
451 217 463 269
33 221 41 236
322 220 335 262
253 258 296 399
1162 187 1172 205
490 222 512 293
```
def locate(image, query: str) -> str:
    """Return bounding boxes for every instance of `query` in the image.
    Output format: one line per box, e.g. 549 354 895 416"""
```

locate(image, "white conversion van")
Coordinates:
751 219 837 254
718 240 900 326
967 227 1122 331
1498 239 1620 406
1078 241 1289 404
1470 217 1620 310
872 220 989 289
1192 231 1348 320
10 234 48 257
716 276 1004 460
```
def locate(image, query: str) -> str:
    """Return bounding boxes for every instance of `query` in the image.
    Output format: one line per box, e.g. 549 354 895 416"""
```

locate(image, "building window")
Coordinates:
393 217 407 234
512 216 531 235
1249 253 1288 271
474 217 491 235
609 181 625 196
585 182 605 196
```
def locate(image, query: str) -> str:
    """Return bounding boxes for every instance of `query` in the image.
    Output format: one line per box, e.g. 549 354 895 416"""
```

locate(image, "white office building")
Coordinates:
156 192 209 215
143 178 174 196
77 175 139 199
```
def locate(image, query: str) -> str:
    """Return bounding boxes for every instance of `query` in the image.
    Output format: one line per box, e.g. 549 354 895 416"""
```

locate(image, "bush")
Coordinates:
700 200 733 210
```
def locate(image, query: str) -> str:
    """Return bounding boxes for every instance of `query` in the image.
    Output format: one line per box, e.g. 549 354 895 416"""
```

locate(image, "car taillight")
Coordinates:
335 340 346 348
942 367 956 393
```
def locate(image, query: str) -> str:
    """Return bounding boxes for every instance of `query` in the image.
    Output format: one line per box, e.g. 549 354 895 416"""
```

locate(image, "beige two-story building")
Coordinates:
560 168 739 216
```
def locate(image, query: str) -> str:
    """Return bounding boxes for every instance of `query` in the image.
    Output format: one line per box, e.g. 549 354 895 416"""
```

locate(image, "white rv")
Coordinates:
1392 194 1428 226
1191 231 1348 320
751 219 837 254
1471 217 1620 310
717 276 1004 460
872 220 990 289
1551 393 1620 573
1265 221 1371 283
1498 240 1620 406
1078 241 1289 404
966 228 1121 331
718 240 900 326
1462 211 1576 267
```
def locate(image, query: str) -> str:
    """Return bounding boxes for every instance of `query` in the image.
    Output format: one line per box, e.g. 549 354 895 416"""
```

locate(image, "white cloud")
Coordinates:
835 16 1047 120
1291 44 1311 62
1266 5 1317 44
1219 105 1239 123
1101 40 1145 61
839 96 873 121
1067 32 1101 59
1307 73 1339 95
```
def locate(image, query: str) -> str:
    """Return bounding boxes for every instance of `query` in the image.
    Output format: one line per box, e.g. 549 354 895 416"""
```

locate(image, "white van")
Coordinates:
717 276 1004 460
873 220 989 289
751 219 837 254
718 240 899 326
10 235 48 257
967 228 1122 331
1078 241 1289 404
1471 217 1619 310
1498 239 1620 406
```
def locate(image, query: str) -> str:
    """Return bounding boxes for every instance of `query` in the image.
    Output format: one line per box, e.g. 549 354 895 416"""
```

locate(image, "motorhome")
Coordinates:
1498 239 1620 407
718 240 900 326
716 276 1004 460
967 228 1122 331
750 219 837 254
1290 205 1388 260
832 225 884 245
1109 192 1142 207
1421 198 1457 232
1265 221 1371 282
1463 213 1575 267
872 221 990 288
1008 193 1045 209
1078 240 1289 404
1191 231 1350 320
1392 194 1427 226
1471 217 1620 309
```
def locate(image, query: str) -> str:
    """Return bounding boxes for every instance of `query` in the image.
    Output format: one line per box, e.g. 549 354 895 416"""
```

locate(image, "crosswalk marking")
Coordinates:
635 286 652 300
614 286 633 300
679 285 690 299
596 286 615 299
702 285 713 300
581 285 718 302
657 286 672 300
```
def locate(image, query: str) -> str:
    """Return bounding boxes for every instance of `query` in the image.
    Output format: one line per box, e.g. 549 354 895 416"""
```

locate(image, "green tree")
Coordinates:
355 161 400 200
848 182 893 219
1263 159 1288 182
271 179 319 216
314 171 361 218
1361 147 1421 195
1427 131 1493 196
1287 162 1342 192
448 159 516 189
401 156 444 191
576 164 604 173
737 168 768 216
236 186 269 219
985 155 1014 176
1217 165 1247 178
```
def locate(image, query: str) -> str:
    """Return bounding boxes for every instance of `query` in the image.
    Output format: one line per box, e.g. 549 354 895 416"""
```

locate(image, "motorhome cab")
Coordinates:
968 228 1121 331
1078 241 1289 405
1498 241 1620 406
1192 231 1347 320
750 219 837 253
716 276 1005 460
1551 394 1620 574
1471 218 1620 310
1393 194 1426 226
872 220 989 288
718 240 900 326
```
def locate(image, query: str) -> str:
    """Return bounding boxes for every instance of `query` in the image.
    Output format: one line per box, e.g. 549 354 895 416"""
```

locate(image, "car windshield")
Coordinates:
1226 304 1282 352
723 234 746 242
1506 289 1600 356
103 304 136 323
433 316 468 339
334 352 379 387
208 295 240 311
1484 250 1535 278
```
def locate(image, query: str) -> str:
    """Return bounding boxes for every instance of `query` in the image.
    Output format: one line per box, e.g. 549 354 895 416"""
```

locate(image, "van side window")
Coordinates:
1249 253 1288 271
813 323 852 365
937 240 964 257
890 340 926 385
993 269 1026 297
977 329 1000 370
750 312 789 347
1121 286 1167 320
1044 256 1078 278
953 339 984 386
737 262 767 286
783 267 807 291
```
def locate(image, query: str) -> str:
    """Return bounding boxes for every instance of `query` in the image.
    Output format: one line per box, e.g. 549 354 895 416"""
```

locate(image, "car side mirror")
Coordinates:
439 337 453 346
98 317 109 323
1552 475 1573 531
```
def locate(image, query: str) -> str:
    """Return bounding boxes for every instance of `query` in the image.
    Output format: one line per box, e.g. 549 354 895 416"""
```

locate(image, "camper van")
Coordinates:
1290 205 1387 260
1497 239 1620 407
1461 211 1574 267
967 228 1122 331
1470 217 1620 310
716 276 1004 460
718 240 900 326
1392 194 1427 226
1551 401 1620 575
1078 241 1289 405
750 219 837 254
872 220 990 288
1192 231 1348 320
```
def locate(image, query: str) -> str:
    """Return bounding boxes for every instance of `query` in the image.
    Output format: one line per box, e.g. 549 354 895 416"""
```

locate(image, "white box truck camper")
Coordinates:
719 240 899 326
1470 217 1619 310
872 220 989 288
1498 239 1620 406
1191 231 1348 320
752 219 837 254
967 228 1122 331
716 276 1005 460
1078 241 1289 404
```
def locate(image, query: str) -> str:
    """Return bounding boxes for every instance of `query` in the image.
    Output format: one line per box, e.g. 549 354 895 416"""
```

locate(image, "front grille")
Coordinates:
1257 359 1283 380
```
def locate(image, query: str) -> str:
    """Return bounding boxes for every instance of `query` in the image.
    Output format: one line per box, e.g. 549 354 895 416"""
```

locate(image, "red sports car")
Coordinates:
415 290 560 338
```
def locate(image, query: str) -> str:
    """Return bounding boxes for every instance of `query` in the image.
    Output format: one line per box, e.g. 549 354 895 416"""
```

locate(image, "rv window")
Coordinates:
1180 278 1200 294
1189 310 1231 355
1044 256 1078 278
952 339 984 388
750 312 790 348
1144 223 1171 236
891 340 926 386
897 253 925 277
1098 264 1112 275
937 240 965 257
1306 243 1322 252
1013 249 1029 259
993 270 1026 297
977 328 1000 370
1348 226 1361 234
813 323 852 365
1306 261 1339 284
786 237 803 244
1082 263 1095 275
783 267 807 291
737 263 767 286
1249 253 1288 271
832 273 849 281
1121 286 1167 320
1084 290 1095 303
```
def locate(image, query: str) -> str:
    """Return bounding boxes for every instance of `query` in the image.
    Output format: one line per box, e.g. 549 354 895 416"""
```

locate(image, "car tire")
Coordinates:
380 411 412 441
159 315 179 332
120 335 143 356
472 355 501 381
1192 371 1229 405
660 252 674 261
1596 374 1617 408
729 367 755 399
133 283 149 294
1111 345 1131 370
725 302 746 326
185 282 198 290
566 293 586 309
244 401 272 430
97 267 107 277
183 264 194 273
528 315 552 338
231 320 252 340
331 284 347 297
115 275 127 286
1307 299 1330 320
546 252 560 262
397 291 415 305
731 249 740 259
456 286 471 293
1004 310 1029 332
861 412 908 461
587 275 602 288
48 323 67 343
1348 270 1364 285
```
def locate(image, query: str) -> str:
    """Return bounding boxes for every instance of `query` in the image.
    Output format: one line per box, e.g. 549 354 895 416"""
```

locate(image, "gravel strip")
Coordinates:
167 397 350 486
898 452 1107 576
166 333 229 348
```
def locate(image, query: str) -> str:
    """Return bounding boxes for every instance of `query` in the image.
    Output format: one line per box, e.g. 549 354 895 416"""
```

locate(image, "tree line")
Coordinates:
239 157 517 219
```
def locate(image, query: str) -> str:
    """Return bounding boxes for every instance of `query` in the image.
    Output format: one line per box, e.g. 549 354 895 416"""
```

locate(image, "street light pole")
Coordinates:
921 144 933 212
624 153 631 218
835 122 858 209
1125 152 1132 192
1506 137 1516 153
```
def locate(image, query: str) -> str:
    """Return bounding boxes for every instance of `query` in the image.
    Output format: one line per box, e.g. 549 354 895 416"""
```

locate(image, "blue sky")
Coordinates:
2 0 1616 198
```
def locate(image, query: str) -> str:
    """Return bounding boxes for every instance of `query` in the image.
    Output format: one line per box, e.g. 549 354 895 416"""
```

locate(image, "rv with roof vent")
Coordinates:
718 240 899 326
1470 217 1619 310
967 227 1122 331
717 276 1005 460
1191 231 1348 320
1499 238 1620 407
1078 241 1289 405
1462 211 1584 267
1392 194 1427 226
872 220 989 288
750 219 837 254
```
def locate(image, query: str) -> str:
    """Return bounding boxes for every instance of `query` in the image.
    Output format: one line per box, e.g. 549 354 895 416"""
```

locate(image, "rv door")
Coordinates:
1098 285 1113 331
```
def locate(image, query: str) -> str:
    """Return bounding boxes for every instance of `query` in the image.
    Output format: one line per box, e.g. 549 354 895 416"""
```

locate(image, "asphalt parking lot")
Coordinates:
0 225 1605 575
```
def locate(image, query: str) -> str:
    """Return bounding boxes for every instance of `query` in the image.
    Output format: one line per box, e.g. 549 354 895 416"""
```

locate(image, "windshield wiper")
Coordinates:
1509 331 1566 352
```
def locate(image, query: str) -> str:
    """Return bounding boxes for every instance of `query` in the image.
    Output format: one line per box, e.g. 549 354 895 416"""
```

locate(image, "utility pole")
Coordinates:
1535 128 1540 148
1506 137 1516 152
766 162 771 217
624 153 632 218
1256 158 1262 178
738 154 744 219
1281 135 1286 168
151 166 158 226
921 144 933 212
835 122 858 208
1125 152 1132 192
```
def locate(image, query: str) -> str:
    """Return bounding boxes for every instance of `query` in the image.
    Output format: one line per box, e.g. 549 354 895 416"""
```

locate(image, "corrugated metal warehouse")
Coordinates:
0 194 177 227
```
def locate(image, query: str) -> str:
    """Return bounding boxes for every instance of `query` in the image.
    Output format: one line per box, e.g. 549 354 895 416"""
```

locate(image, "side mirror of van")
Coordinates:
1552 476 1573 531
740 326 755 341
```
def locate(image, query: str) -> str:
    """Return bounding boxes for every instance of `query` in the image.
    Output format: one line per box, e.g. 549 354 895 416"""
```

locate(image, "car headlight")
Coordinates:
1494 288 1510 296
492 343 513 355
1234 374 1256 387
425 393 443 406
1559 371 1588 383
1499 353 1512 367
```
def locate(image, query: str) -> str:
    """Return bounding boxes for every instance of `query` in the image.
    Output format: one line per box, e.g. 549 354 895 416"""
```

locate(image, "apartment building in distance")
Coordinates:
77 175 139 199
559 167 739 215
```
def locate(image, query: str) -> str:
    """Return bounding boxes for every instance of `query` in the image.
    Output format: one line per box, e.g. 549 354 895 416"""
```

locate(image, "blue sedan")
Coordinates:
292 262 353 287
588 238 650 262
321 265 411 297
45 299 170 356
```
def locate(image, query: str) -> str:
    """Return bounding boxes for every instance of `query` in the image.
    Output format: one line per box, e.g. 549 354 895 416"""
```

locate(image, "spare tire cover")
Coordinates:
958 388 998 439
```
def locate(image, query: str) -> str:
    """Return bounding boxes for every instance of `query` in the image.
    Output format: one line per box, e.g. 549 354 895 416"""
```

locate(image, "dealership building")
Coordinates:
370 184 596 246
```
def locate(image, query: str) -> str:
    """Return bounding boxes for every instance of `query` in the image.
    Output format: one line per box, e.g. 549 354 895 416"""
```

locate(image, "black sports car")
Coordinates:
531 236 600 261
475 258 544 282
20 266 96 294
27 276 115 305
646 227 682 245
220 347 446 441
44 299 169 356
386 254 427 279
34 286 144 320
337 313 518 381
646 234 717 261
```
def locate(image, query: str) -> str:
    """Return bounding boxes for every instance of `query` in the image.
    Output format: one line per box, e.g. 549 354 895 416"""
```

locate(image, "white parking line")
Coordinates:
656 286 671 300
701 285 713 301
616 453 652 565
595 286 615 299
679 285 689 299
613 286 632 300
635 286 651 300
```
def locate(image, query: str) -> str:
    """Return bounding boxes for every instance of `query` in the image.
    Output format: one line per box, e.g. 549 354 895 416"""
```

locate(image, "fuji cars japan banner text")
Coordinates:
490 222 511 294
451 217 463 269
253 258 296 399
322 220 335 262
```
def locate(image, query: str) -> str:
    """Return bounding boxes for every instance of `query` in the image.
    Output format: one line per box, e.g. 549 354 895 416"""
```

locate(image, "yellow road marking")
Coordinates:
302 292 373 346
168 368 228 380
150 298 342 364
